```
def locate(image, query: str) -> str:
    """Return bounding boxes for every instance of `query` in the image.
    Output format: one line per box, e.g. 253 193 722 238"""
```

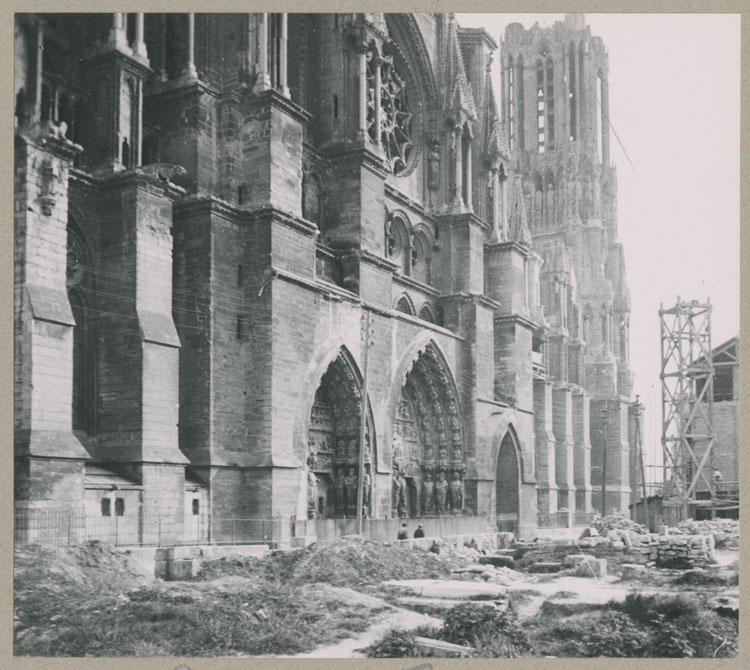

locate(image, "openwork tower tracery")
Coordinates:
367 50 414 175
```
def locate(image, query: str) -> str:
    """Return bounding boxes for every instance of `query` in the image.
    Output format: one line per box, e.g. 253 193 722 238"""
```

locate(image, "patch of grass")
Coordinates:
15 578 380 657
611 591 702 625
363 628 422 658
440 603 532 653
672 570 729 587
538 600 609 618
529 592 738 658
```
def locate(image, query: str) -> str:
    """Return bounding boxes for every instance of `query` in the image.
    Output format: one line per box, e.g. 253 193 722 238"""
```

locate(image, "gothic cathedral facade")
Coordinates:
14 13 634 540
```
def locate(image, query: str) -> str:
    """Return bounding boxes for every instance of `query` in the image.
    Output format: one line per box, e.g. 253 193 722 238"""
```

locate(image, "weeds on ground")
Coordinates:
528 591 738 658
672 569 735 587
363 628 422 658
15 580 378 656
440 603 533 655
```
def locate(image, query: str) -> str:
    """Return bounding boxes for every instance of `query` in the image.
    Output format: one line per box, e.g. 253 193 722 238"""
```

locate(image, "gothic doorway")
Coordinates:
496 432 520 531
306 350 374 519
392 342 465 517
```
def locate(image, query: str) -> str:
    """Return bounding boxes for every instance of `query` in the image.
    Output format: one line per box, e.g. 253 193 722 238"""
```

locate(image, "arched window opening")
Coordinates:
596 73 603 163
126 13 136 46
40 83 51 124
71 100 84 147
141 128 159 165
121 138 131 169
268 13 283 89
568 42 577 141
507 56 515 150
461 124 472 208
57 94 72 138
396 296 414 316
536 59 545 153
385 213 411 276
418 304 436 324
165 15 184 81
533 173 543 228
578 42 586 136
128 79 138 167
544 170 555 226
411 233 431 285
545 56 555 151
516 57 525 150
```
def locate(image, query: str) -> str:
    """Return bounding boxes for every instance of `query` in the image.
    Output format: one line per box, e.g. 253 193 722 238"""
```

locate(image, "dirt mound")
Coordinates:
292 537 462 587
15 541 145 595
195 548 304 583
197 537 467 588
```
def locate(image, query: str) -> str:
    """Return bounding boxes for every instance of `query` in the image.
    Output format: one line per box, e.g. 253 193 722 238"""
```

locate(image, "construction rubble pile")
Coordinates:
674 518 739 549
590 515 648 536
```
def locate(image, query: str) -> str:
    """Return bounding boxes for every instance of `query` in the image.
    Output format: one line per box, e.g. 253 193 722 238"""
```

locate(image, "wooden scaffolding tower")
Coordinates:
659 298 715 520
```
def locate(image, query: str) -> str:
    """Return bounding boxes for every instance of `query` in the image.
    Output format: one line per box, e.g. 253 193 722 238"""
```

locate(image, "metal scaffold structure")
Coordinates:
659 298 715 520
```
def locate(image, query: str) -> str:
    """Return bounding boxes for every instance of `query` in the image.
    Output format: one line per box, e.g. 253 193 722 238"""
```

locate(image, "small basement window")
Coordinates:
192 498 200 515
115 498 125 516
101 498 111 516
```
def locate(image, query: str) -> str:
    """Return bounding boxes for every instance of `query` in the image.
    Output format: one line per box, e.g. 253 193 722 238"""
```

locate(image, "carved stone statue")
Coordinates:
344 466 358 513
361 469 371 516
449 471 463 512
307 470 318 519
393 466 408 518
428 136 441 190
421 473 434 514
334 466 346 515
546 187 555 224
435 472 448 513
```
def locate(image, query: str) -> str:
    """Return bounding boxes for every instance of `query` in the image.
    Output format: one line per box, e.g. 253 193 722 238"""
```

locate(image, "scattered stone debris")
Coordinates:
673 519 739 549
621 564 647 580
575 558 607 578
708 595 739 619
590 514 648 537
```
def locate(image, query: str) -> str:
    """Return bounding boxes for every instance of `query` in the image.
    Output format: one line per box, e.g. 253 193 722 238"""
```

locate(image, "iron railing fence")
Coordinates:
573 512 598 527
293 514 495 544
15 506 496 548
14 507 274 548
538 511 599 529
537 511 570 528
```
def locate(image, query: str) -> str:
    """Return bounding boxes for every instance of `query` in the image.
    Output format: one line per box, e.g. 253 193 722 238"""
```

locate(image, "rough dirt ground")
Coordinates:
14 538 739 658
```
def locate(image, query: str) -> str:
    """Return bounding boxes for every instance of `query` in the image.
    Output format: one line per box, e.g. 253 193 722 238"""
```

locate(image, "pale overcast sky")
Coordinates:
457 13 741 473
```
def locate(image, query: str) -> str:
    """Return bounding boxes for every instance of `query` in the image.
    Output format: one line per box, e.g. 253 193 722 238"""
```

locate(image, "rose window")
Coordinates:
367 52 414 175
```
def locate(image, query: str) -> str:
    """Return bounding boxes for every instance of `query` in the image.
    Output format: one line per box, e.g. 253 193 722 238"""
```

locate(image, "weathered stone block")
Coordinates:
576 558 607 577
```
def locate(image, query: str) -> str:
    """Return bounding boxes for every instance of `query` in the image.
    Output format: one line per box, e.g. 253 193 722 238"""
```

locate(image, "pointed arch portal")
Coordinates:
496 432 520 527
306 349 374 519
392 342 465 517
